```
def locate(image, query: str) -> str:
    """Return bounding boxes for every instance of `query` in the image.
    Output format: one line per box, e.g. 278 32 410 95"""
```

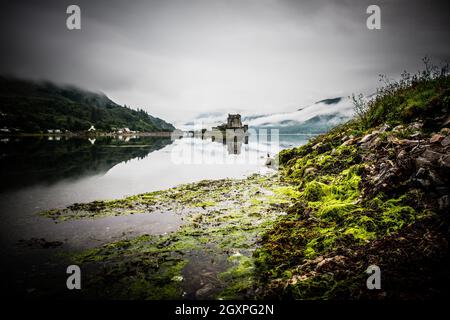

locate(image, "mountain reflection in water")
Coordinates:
0 136 173 192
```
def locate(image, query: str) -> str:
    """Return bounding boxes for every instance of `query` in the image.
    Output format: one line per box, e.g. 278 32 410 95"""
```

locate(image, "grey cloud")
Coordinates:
0 0 449 122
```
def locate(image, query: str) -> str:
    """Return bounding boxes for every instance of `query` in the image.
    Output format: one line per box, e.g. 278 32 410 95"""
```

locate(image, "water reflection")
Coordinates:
0 131 317 297
195 129 313 156
0 136 173 192
210 131 249 155
187 129 250 155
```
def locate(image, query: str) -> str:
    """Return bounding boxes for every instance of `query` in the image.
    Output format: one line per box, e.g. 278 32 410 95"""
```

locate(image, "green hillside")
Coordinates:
255 63 450 299
0 77 175 133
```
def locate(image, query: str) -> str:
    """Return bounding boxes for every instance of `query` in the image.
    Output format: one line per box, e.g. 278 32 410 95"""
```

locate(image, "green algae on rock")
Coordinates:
53 173 292 299
41 174 284 221
254 66 450 300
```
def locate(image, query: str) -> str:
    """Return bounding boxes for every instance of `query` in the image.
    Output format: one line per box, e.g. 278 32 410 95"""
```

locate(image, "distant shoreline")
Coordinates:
0 130 321 138
0 131 178 138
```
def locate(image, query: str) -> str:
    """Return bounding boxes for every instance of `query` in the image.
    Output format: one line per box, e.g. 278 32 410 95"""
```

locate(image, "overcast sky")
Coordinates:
1 0 449 122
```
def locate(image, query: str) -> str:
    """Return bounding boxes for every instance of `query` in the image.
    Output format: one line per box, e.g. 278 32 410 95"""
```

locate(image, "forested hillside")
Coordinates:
0 77 175 133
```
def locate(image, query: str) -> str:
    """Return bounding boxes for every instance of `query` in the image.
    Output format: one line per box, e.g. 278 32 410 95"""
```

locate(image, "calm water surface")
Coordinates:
0 132 315 295
0 133 313 248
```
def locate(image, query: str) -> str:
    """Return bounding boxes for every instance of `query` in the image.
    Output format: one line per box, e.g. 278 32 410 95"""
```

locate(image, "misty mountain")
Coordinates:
0 77 175 133
248 96 352 134
178 96 353 134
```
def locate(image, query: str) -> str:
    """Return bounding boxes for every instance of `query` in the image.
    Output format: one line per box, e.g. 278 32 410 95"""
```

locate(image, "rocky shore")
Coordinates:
253 69 450 299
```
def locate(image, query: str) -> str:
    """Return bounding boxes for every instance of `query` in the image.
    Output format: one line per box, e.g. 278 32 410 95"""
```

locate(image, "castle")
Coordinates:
214 114 248 132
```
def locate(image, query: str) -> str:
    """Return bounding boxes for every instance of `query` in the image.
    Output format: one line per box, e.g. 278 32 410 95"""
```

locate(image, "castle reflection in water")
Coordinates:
203 114 249 155
211 130 249 155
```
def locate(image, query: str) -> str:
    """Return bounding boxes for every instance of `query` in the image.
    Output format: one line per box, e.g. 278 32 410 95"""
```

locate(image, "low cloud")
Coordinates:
0 0 448 123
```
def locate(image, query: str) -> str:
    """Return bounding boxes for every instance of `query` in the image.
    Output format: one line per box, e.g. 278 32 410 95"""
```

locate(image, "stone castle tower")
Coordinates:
227 114 242 128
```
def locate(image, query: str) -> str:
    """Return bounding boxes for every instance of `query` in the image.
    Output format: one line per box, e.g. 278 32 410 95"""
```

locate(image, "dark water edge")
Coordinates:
0 133 312 299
